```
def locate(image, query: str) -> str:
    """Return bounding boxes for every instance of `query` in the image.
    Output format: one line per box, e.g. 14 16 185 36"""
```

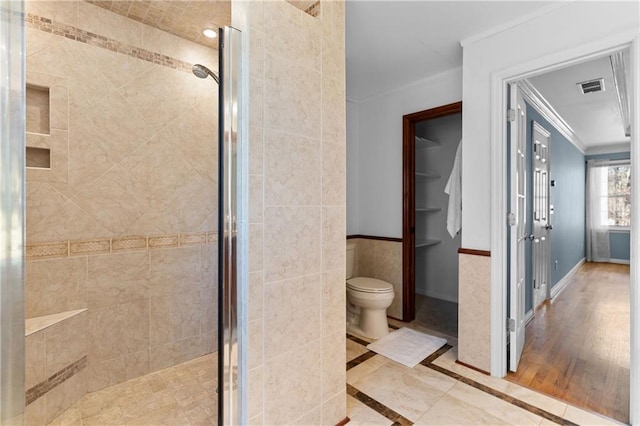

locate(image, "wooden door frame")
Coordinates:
402 101 462 322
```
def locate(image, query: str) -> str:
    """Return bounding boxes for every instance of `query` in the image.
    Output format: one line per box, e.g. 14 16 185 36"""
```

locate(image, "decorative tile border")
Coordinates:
26 355 87 406
69 238 111 256
26 232 216 259
180 233 208 246
148 235 180 249
25 13 194 73
25 241 69 259
345 334 581 426
112 236 148 252
305 1 321 17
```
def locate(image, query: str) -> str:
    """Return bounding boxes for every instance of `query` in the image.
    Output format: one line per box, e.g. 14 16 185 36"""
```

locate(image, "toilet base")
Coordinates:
347 316 389 339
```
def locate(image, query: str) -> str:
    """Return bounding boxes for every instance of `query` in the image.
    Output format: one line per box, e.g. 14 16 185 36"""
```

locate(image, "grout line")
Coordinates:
346 351 376 371
346 384 413 426
346 335 581 426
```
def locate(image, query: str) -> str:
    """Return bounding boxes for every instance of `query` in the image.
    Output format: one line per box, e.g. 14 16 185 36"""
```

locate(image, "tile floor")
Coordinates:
347 320 624 426
47 321 623 426
47 354 217 426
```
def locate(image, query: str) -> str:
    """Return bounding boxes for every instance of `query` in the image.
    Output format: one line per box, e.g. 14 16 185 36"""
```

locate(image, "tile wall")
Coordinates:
24 0 221 420
352 238 403 319
233 0 347 424
457 253 492 372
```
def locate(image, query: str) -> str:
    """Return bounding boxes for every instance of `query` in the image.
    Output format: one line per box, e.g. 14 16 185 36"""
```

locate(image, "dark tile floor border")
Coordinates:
346 334 580 426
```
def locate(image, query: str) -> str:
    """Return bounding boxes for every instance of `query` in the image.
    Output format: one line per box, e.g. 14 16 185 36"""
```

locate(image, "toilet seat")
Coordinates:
346 277 393 294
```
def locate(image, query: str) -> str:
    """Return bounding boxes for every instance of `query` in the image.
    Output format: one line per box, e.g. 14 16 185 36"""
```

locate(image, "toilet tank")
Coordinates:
346 241 356 279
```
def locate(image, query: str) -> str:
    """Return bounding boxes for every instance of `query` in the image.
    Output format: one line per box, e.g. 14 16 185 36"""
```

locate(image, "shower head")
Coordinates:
192 64 219 84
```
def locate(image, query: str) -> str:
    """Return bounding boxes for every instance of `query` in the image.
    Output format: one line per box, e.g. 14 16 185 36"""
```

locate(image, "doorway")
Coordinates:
505 49 632 422
402 102 461 337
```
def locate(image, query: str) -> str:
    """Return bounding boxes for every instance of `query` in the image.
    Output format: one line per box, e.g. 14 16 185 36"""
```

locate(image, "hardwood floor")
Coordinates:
507 262 630 423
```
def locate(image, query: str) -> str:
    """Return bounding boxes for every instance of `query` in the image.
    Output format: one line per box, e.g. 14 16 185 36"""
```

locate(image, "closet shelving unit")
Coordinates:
415 135 442 249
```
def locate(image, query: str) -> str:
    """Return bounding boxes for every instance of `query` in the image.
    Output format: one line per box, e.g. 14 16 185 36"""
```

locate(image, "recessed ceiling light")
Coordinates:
202 28 217 39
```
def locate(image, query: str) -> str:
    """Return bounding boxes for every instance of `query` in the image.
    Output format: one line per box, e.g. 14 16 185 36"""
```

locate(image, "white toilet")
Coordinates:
346 241 395 339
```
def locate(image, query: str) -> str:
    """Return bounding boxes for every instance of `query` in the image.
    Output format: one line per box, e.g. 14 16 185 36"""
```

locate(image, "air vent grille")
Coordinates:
577 78 605 94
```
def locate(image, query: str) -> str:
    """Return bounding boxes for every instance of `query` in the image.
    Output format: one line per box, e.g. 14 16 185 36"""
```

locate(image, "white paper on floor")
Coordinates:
366 327 447 368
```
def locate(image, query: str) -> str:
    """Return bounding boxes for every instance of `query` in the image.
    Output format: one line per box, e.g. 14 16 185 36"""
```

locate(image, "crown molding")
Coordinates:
517 79 586 154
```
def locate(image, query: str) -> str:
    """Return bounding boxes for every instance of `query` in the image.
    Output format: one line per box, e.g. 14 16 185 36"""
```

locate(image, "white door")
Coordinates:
532 121 551 308
509 84 527 372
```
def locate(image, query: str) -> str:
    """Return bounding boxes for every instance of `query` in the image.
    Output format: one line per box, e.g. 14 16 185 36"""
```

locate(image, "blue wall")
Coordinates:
585 151 631 262
525 103 586 313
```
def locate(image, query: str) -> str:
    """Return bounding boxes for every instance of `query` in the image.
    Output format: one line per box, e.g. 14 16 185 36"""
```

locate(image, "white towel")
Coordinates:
444 140 462 238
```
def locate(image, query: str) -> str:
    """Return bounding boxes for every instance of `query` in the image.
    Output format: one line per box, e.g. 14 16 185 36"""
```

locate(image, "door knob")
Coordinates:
545 224 553 230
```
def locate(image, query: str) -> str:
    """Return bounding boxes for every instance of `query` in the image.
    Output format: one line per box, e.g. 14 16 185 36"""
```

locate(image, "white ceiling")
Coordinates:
345 1 554 101
528 53 630 150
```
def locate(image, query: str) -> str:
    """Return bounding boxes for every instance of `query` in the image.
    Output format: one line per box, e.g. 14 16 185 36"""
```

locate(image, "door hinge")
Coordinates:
507 109 516 122
507 212 516 226
507 318 516 332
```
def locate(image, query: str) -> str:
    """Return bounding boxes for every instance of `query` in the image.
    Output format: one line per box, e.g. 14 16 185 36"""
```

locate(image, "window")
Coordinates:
598 163 631 227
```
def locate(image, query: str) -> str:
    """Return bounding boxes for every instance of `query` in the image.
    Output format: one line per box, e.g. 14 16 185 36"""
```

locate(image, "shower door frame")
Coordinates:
218 25 247 426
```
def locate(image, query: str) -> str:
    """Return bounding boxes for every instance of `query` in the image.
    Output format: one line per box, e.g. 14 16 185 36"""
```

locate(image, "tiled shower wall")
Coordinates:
24 1 220 420
234 0 347 424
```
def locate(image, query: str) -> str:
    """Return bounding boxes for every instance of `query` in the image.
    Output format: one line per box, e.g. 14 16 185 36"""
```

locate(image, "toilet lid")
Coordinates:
346 277 394 294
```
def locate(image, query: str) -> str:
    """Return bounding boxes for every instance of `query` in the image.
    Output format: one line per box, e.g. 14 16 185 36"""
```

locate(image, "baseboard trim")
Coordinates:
524 309 534 325
455 360 490 375
608 258 631 265
550 258 585 299
346 235 402 243
416 290 458 304
335 417 350 426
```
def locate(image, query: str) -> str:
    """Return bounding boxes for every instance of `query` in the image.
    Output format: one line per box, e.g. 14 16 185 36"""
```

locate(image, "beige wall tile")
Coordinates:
77 1 142 47
150 246 201 296
124 349 150 381
25 395 46 426
264 206 321 282
458 253 492 372
322 138 346 206
149 335 208 372
322 390 347 425
322 331 345 401
249 271 264 321
323 206 346 271
87 251 150 308
322 77 346 142
249 224 264 273
25 1 79 27
45 370 87 423
248 366 264 420
249 174 264 224
264 53 321 139
264 274 321 358
265 1 321 72
25 332 46 390
88 300 150 363
265 129 321 206
45 312 87 377
26 256 87 318
249 125 264 175
323 269 346 336
249 77 264 129
357 239 403 319
86 356 126 392
248 319 264 370
264 340 322 425
150 289 202 347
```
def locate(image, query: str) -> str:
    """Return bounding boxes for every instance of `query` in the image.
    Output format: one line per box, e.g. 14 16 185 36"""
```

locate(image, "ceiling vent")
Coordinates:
577 78 605 94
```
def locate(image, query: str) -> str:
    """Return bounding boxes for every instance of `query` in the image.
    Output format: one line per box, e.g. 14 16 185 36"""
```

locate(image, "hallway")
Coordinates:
507 262 630 423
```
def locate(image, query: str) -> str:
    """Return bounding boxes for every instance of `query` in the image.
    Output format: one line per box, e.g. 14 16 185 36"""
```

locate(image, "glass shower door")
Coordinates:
0 1 26 424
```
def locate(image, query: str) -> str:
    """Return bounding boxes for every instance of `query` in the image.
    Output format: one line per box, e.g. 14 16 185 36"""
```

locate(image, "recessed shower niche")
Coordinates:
25 84 51 170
